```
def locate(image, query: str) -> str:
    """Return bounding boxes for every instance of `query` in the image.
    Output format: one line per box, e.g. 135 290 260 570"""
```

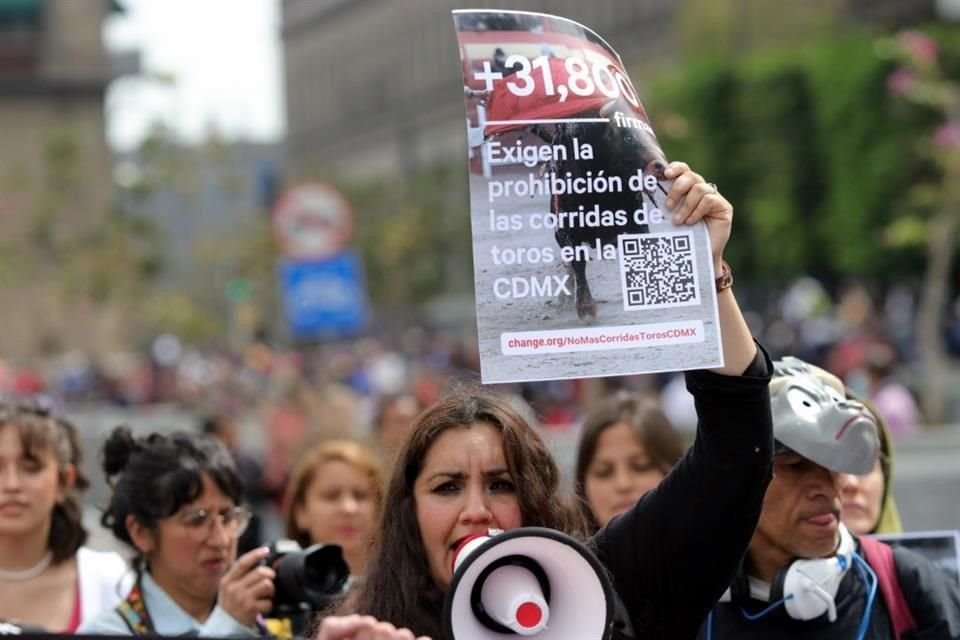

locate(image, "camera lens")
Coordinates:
303 545 350 601
269 541 350 611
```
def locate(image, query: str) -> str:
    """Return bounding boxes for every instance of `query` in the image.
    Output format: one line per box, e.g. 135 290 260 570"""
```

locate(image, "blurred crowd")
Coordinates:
2 287 956 636
0 277 947 453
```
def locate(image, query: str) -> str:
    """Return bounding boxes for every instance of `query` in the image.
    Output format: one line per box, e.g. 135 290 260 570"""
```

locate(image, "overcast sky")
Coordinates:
104 0 285 150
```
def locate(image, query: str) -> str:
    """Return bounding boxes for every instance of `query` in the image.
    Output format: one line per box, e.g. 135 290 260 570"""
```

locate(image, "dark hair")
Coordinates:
100 427 244 559
200 414 225 436
341 388 584 640
0 401 89 563
574 391 685 531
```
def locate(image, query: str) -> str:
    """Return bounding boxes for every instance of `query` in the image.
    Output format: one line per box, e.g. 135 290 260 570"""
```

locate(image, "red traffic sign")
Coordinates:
272 182 353 261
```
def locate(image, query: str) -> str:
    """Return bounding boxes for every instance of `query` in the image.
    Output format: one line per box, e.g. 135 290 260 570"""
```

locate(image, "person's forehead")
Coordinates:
182 474 236 509
593 423 647 453
422 423 506 467
311 459 371 487
772 449 841 477
0 421 57 458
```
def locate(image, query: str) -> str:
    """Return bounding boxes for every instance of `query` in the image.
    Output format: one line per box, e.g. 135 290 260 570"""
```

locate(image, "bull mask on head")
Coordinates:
770 357 879 475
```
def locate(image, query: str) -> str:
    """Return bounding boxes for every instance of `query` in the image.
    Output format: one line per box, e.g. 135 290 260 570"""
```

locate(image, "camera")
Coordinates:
262 539 350 637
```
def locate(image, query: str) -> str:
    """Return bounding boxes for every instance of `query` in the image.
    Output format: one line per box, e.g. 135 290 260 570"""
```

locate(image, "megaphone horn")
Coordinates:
471 554 551 635
452 531 551 634
443 527 615 640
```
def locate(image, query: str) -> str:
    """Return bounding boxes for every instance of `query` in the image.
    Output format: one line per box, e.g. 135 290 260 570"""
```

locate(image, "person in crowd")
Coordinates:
284 440 383 578
79 427 275 636
575 391 685 531
699 356 960 639
373 393 422 464
0 400 129 631
315 162 776 640
201 412 268 554
839 390 903 536
863 342 921 438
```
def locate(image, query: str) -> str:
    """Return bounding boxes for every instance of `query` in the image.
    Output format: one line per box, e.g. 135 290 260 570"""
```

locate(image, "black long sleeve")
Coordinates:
589 342 774 639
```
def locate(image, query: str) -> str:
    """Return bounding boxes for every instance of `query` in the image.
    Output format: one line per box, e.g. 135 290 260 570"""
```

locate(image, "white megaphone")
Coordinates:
442 527 615 640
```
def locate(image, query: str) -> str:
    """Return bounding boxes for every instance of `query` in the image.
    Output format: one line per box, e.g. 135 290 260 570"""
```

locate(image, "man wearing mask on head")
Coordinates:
700 357 960 640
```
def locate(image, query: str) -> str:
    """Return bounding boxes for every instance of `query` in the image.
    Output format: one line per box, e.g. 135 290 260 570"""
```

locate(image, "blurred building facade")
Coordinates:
0 0 114 225
281 0 677 181
111 139 282 351
0 0 118 359
116 141 281 285
281 0 941 183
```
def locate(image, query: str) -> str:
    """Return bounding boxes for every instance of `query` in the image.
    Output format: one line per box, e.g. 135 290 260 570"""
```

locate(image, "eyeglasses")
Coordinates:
175 506 252 540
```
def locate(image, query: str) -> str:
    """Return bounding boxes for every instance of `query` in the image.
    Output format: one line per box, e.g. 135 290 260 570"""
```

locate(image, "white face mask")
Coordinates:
719 523 858 623
779 523 857 622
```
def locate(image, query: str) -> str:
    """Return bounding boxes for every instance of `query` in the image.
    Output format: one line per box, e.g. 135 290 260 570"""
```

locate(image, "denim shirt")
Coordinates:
77 571 258 637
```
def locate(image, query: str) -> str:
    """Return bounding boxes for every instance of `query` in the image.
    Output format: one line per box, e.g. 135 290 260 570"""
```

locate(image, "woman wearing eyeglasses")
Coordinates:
79 427 275 636
0 402 129 631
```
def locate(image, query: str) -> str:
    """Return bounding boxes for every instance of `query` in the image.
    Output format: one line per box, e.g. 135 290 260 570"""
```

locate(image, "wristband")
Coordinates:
715 260 733 293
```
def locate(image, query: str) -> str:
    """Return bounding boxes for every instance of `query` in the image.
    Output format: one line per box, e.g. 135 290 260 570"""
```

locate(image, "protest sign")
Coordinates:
453 9 723 383
874 530 960 586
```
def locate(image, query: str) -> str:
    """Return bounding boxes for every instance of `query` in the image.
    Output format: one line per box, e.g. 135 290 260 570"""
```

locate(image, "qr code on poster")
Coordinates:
618 231 701 310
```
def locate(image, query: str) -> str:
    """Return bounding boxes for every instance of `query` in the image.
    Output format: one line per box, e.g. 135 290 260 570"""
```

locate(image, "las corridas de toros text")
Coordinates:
483 133 664 301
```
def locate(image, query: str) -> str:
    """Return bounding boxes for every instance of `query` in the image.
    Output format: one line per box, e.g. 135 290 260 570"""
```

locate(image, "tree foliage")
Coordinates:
342 164 473 323
645 24 960 286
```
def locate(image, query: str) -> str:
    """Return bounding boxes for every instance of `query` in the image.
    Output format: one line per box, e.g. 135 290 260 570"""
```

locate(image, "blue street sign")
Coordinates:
279 251 367 339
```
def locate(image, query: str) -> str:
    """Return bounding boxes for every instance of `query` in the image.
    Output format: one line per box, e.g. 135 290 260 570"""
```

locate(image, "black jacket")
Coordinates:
589 344 774 639
698 541 960 639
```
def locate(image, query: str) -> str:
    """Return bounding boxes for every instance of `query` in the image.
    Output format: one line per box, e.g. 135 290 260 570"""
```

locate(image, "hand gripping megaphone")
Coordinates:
442 527 615 639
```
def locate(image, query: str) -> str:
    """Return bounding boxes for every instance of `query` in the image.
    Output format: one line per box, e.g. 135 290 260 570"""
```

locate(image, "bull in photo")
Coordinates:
542 98 668 321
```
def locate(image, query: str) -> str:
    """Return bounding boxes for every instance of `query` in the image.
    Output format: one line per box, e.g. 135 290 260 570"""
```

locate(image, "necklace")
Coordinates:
0 551 53 582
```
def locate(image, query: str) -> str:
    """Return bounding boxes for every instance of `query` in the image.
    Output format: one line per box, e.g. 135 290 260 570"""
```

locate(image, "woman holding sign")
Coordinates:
313 162 774 640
